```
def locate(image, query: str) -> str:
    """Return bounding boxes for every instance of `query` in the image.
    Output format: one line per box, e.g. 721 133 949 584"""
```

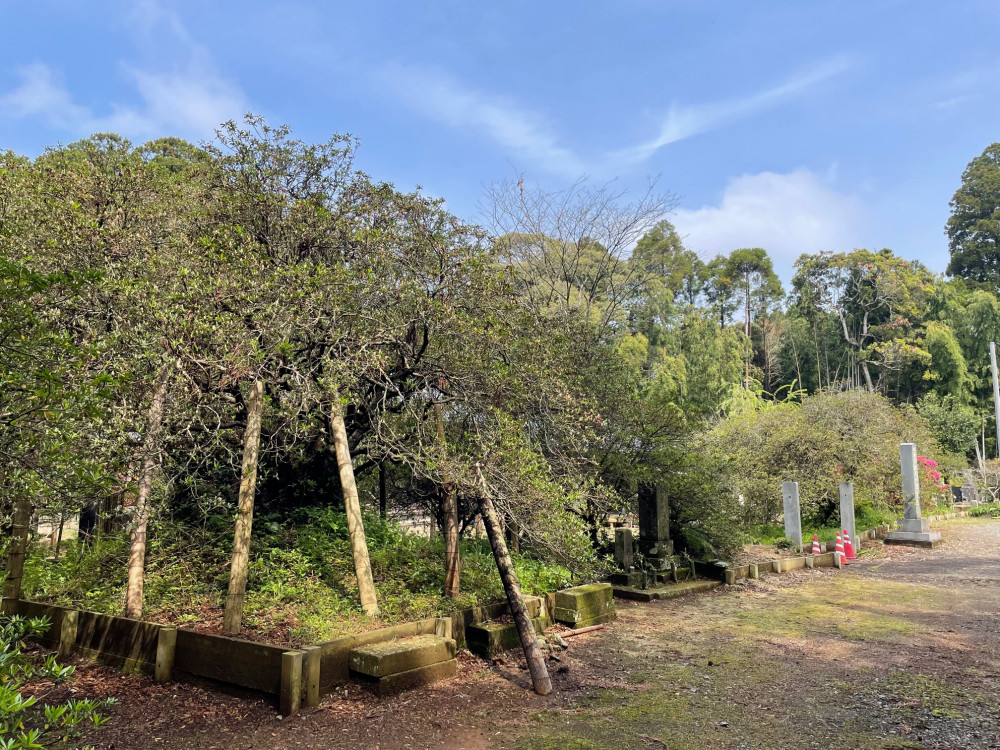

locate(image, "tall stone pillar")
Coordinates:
886 443 941 548
637 484 673 570
839 482 858 551
782 481 802 548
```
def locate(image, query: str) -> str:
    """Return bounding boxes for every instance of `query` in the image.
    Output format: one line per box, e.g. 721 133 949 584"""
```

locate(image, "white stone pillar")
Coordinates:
782 481 802 548
839 482 858 551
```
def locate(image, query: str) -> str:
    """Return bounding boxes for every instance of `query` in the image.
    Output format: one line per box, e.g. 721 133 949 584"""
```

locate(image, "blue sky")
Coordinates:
2 0 998 283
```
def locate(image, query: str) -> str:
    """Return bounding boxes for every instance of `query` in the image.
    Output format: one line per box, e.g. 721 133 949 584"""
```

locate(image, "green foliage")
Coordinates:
24 513 574 642
946 143 1000 286
0 615 113 749
701 390 963 528
916 393 979 458
968 503 1000 518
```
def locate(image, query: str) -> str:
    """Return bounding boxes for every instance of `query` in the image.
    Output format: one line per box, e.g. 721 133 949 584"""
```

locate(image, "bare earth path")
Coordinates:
66 517 1000 750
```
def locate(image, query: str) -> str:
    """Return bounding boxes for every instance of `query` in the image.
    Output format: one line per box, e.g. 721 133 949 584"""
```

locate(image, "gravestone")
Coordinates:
961 483 980 507
839 482 858 552
637 483 673 570
782 481 802 549
614 527 634 571
885 443 941 548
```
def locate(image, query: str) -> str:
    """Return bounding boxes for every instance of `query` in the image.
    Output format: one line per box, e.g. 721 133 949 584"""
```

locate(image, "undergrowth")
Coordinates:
22 508 573 644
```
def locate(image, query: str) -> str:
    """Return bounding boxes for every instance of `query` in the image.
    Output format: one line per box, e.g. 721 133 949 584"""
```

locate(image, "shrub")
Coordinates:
700 390 964 528
0 615 114 749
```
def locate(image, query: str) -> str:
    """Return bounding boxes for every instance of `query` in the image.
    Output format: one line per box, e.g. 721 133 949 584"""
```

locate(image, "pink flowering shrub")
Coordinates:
918 455 951 503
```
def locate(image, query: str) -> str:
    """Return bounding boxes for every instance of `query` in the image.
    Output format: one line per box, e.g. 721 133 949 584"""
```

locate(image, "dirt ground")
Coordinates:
38 517 1000 750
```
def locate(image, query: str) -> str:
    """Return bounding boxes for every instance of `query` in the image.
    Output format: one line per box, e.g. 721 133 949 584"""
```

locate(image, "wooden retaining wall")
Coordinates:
14 600 297 711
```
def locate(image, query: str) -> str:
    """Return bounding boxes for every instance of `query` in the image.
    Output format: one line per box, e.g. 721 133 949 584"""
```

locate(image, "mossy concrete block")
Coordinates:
349 635 456 678
373 658 457 697
466 617 545 659
554 583 613 613
553 599 614 626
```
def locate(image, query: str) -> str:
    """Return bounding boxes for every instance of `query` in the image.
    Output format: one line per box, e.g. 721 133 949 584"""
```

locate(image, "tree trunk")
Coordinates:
435 401 460 598
378 463 387 520
330 400 379 616
506 517 520 554
476 465 552 696
1 499 33 615
860 359 875 393
53 512 65 561
124 361 173 620
223 379 265 635
744 281 752 387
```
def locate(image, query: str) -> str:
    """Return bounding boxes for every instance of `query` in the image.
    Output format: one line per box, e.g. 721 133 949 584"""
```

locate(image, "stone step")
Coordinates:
553 599 614 626
349 634 456 678
612 579 720 603
466 616 546 659
372 658 457 697
554 583 613 612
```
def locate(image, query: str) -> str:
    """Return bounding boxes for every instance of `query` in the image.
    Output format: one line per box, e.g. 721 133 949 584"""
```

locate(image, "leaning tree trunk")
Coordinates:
476 465 552 696
330 400 379 616
223 379 265 634
124 361 173 620
434 401 460 598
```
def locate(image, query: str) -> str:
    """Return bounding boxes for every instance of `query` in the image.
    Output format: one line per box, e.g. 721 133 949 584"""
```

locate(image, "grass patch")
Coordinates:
733 578 932 641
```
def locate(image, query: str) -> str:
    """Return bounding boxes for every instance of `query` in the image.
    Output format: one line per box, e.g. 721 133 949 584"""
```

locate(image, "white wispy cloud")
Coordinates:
378 64 588 177
672 168 869 282
0 2 245 141
611 58 853 166
377 57 851 177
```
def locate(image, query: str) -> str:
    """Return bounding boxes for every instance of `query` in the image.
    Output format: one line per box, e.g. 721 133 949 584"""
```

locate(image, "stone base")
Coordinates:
884 530 942 548
612 580 720 603
609 571 646 588
896 517 931 533
638 539 674 568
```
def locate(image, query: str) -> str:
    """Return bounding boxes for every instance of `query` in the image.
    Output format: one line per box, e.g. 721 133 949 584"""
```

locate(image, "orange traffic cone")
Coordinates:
835 532 846 565
811 534 821 555
843 529 856 560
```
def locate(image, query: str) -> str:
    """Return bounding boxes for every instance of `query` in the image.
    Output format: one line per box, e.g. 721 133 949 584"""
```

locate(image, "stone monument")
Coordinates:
614 527 634 571
782 481 802 549
960 483 980 507
885 443 942 548
839 481 858 551
637 483 673 570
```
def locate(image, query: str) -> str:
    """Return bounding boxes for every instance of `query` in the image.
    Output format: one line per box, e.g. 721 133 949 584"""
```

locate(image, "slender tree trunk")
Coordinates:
53 512 65 561
124 361 173 620
330 399 379 616
506 516 520 554
435 401 460 598
476 465 552 696
378 462 387 519
223 379 265 635
744 283 752 387
860 358 875 393
1 498 32 615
